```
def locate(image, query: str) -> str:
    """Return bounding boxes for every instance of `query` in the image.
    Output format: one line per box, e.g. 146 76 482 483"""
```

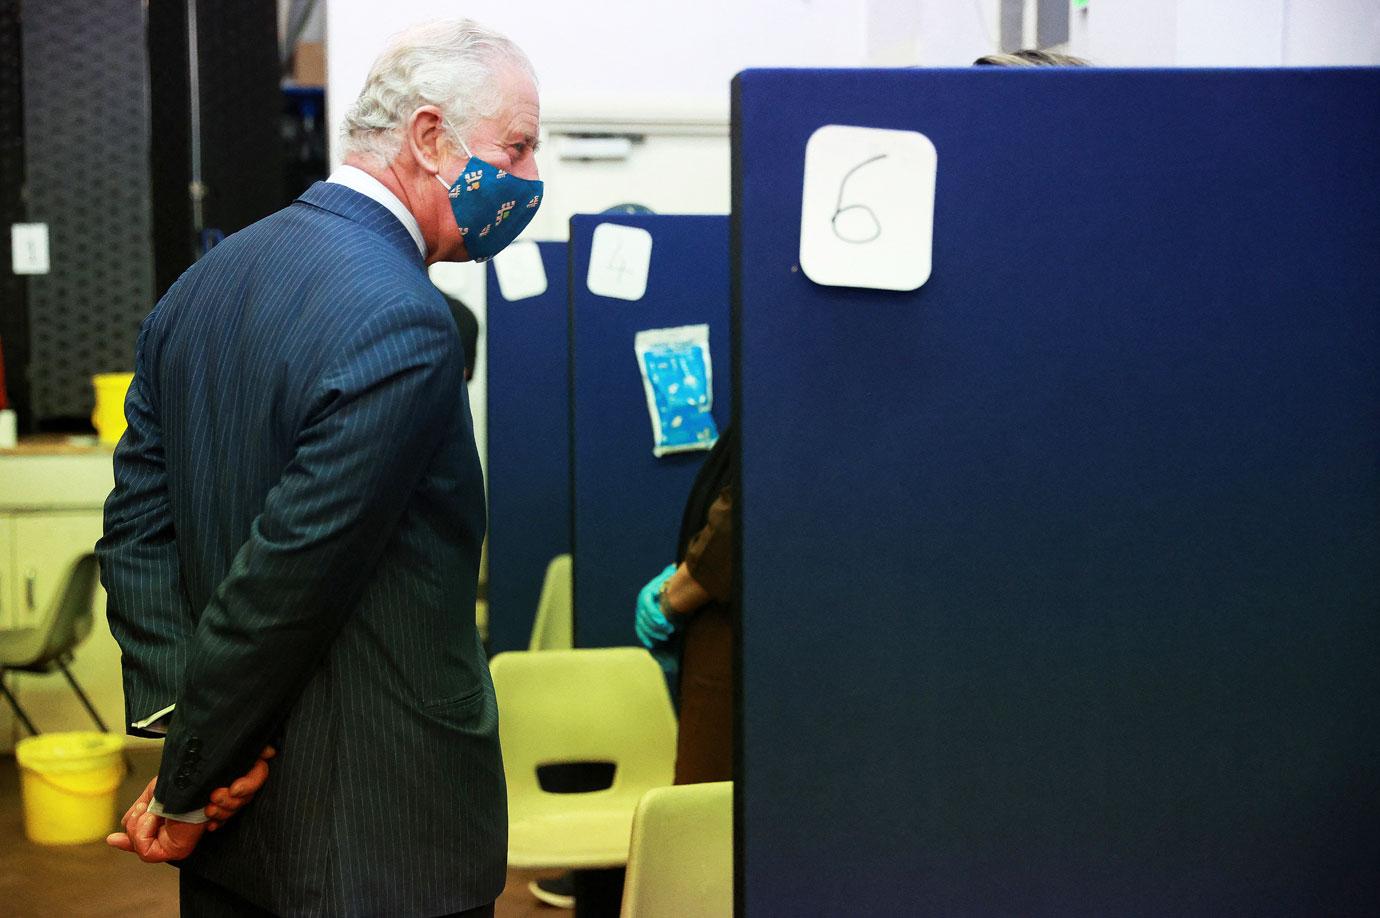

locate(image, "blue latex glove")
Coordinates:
635 564 679 649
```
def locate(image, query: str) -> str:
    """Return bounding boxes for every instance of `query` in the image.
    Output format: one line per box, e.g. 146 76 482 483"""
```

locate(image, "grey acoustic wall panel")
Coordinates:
194 0 284 239
0 0 31 424
999 0 1024 52
148 0 283 301
1037 0 1070 49
23 0 153 420
999 0 1071 53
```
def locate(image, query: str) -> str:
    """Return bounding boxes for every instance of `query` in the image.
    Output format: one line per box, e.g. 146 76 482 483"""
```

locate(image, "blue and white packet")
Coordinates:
634 324 720 458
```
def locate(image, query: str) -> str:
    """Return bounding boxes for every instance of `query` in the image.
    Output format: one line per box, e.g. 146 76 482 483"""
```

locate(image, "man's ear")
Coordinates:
407 105 448 174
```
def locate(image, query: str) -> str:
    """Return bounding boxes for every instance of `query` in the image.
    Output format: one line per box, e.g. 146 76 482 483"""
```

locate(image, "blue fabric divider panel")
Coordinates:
485 241 569 653
570 214 730 648
734 68 1380 916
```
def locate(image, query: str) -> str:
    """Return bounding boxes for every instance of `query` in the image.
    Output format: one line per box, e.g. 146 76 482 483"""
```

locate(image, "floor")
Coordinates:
0 749 561 918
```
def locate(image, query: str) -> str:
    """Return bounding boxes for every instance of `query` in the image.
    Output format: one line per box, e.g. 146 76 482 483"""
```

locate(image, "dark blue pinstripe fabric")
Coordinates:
96 183 505 916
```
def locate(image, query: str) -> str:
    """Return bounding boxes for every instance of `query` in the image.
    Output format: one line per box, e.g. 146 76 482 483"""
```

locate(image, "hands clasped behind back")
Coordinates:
107 745 277 863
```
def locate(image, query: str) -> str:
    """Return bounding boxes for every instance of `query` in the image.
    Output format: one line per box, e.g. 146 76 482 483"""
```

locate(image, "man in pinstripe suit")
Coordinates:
97 20 541 917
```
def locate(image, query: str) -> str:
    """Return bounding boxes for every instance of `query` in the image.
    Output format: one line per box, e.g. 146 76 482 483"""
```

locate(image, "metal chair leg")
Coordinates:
57 661 135 773
0 670 40 736
57 661 110 732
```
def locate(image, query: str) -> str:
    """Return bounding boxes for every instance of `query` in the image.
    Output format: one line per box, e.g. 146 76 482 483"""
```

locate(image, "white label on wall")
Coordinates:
799 125 936 292
11 223 50 275
587 223 653 301
492 239 549 301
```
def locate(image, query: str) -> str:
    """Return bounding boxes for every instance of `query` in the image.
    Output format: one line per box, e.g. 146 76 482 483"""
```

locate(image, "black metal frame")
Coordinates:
2 654 110 736
0 672 38 735
2 656 134 772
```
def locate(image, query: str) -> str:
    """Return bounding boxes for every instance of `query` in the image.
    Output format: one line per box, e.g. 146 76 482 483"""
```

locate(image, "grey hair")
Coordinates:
340 19 536 168
974 49 1090 67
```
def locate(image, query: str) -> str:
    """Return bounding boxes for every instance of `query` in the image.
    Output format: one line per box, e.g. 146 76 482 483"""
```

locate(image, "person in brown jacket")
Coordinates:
635 425 736 784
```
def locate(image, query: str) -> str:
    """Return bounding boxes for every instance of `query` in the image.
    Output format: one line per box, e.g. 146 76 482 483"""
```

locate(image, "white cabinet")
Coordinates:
0 515 12 745
0 515 14 628
5 512 102 629
0 445 146 750
4 511 128 743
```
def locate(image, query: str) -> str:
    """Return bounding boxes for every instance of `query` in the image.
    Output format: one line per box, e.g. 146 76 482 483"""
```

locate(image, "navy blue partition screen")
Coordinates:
734 69 1380 916
485 241 569 654
569 214 730 648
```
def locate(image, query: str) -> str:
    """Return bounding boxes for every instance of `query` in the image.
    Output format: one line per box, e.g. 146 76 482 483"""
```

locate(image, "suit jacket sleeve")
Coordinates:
153 298 463 813
97 315 196 738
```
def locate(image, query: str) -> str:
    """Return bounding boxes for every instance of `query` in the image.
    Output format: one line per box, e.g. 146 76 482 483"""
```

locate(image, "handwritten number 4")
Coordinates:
607 241 633 280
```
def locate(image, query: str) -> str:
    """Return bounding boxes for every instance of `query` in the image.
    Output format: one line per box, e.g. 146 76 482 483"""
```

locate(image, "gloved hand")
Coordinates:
635 564 679 649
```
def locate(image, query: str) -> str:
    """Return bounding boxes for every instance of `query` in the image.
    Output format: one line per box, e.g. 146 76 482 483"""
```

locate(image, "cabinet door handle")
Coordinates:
25 568 36 612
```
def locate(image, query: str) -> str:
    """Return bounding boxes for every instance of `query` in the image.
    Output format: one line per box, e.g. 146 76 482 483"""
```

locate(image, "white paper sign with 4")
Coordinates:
587 222 653 301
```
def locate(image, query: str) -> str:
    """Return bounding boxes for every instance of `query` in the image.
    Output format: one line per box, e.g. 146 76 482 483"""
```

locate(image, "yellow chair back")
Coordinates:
621 781 733 918
528 553 573 651
490 648 676 823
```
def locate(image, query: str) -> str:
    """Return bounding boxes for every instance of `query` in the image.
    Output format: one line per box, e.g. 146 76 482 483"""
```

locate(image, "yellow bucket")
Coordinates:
91 372 134 445
15 732 127 845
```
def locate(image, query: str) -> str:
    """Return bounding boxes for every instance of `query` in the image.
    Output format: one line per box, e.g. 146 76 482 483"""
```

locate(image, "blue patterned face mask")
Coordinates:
436 133 543 262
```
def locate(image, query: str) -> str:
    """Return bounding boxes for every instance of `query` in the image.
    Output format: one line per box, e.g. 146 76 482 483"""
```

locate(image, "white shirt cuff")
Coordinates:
131 703 176 735
148 799 208 824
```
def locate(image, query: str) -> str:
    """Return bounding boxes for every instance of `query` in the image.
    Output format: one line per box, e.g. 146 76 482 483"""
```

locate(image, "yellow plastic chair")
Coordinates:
490 648 676 869
528 553 573 651
620 782 733 918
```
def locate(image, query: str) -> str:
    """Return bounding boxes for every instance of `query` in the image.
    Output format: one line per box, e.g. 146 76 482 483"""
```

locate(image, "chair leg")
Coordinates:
0 670 40 736
572 867 627 918
57 662 135 773
58 661 111 733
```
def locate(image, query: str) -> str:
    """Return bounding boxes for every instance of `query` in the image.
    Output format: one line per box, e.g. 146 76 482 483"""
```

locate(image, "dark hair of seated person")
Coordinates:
974 49 1090 67
443 295 480 382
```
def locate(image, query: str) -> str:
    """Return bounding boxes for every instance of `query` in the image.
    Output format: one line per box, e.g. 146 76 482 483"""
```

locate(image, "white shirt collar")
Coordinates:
326 164 426 257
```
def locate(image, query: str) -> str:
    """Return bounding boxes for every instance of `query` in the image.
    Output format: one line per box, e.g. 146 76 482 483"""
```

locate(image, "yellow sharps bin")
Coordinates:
91 372 134 444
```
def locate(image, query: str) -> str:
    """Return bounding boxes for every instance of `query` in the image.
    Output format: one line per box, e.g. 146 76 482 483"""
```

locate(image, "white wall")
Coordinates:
1283 0 1380 65
324 0 870 225
326 0 869 137
910 0 1004 66
1066 0 1177 65
895 0 1380 67
1063 0 1380 67
1175 0 1286 65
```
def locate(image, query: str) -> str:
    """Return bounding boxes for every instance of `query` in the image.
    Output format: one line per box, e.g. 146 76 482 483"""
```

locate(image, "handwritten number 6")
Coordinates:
831 153 887 245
